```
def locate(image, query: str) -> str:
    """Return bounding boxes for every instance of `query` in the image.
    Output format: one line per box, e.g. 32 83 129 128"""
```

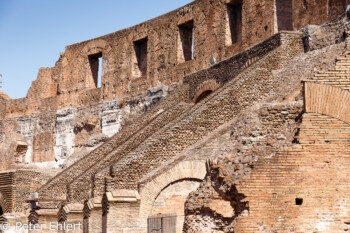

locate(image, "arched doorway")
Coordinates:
139 161 207 233
148 179 201 233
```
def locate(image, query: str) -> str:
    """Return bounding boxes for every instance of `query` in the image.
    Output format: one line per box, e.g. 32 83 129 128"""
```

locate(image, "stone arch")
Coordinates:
81 39 113 89
139 160 207 219
81 39 112 56
193 79 220 103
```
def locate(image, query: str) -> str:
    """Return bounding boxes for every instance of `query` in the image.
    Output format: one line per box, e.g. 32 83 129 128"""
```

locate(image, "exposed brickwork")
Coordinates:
0 0 345 170
0 0 349 232
183 21 350 231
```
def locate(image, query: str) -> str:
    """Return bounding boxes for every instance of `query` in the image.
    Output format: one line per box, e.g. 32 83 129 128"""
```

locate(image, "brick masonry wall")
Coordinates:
231 113 350 232
0 0 344 171
183 102 303 232
87 32 303 203
21 17 350 231
183 19 350 232
1 0 349 229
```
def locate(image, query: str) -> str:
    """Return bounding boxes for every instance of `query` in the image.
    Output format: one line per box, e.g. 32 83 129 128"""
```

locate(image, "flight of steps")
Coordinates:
37 85 192 201
67 37 303 202
64 32 302 203
36 32 304 207
306 54 350 90
68 101 194 201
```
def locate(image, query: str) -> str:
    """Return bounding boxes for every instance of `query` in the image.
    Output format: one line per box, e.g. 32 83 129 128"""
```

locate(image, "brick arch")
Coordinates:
193 79 220 103
81 39 112 56
139 160 207 219
304 82 350 125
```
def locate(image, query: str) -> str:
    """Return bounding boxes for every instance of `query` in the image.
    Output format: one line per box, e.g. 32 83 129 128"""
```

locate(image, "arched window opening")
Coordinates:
195 90 213 103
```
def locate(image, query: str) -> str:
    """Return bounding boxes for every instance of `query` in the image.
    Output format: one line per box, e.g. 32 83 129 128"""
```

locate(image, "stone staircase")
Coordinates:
306 55 350 90
66 33 304 202
68 100 194 201
37 85 191 200
35 32 304 207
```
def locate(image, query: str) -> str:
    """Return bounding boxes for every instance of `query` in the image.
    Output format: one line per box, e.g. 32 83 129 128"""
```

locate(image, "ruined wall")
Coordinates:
0 170 51 216
3 0 345 117
1 0 349 230
183 15 350 232
0 0 345 171
0 85 168 170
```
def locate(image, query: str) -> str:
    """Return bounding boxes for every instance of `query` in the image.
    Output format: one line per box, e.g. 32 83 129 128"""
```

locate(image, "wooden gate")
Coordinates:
147 214 176 233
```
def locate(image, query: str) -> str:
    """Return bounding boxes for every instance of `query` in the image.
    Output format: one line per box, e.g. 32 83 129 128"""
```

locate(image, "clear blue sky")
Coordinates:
0 0 193 99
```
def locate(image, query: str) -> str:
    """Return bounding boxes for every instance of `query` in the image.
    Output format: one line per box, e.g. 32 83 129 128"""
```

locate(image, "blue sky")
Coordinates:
0 0 193 99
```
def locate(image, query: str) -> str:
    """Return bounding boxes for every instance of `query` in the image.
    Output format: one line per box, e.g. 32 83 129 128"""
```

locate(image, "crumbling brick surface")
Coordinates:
0 0 344 171
37 84 189 201
77 32 304 203
182 16 350 232
182 102 303 232
0 0 349 230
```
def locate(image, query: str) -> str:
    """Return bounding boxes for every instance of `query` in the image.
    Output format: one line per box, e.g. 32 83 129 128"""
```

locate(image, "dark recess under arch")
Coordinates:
195 90 213 103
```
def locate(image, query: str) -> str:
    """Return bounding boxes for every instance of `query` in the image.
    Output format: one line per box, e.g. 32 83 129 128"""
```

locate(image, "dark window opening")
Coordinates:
227 0 242 45
295 198 303 205
276 0 293 31
134 38 148 77
179 20 194 62
195 90 213 104
88 52 102 88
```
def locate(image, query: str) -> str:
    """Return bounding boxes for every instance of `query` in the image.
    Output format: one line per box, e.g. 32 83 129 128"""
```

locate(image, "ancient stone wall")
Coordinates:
183 17 350 232
0 0 345 171
68 32 303 203
0 85 168 170
1 0 349 230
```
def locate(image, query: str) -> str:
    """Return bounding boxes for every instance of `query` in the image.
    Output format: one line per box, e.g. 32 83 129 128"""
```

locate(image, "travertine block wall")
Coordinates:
83 197 102 233
0 85 168 170
105 202 141 233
